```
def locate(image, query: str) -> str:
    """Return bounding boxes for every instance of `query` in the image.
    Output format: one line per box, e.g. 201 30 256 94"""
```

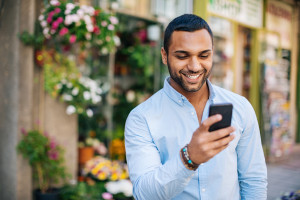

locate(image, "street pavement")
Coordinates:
267 145 300 200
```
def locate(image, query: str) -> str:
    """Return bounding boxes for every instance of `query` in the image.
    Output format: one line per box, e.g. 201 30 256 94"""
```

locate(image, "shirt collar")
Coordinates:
163 76 216 106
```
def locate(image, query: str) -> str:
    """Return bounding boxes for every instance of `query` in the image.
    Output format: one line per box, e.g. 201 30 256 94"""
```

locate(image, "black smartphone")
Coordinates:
208 103 233 132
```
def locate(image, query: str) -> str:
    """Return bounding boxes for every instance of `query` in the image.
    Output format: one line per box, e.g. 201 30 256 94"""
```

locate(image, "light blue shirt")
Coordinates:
125 77 267 200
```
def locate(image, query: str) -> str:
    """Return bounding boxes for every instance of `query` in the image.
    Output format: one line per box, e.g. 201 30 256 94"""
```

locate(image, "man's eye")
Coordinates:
200 55 209 58
176 55 188 59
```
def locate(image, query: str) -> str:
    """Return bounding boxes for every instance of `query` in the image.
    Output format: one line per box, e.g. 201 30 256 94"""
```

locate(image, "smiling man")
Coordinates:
125 14 267 200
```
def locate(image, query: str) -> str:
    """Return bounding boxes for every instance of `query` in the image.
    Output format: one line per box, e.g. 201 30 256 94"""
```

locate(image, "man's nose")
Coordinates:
187 57 201 72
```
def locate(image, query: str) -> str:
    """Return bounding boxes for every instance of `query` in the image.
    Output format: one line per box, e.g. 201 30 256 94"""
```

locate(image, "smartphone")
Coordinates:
208 103 233 132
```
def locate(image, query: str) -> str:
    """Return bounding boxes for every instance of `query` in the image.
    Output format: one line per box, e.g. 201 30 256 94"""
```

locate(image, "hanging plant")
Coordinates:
20 0 120 53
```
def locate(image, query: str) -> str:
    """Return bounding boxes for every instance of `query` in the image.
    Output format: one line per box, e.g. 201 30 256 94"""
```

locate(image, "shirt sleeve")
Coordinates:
237 98 268 200
125 109 196 200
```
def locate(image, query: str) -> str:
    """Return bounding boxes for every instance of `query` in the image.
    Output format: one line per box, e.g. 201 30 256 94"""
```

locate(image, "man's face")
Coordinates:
161 29 213 93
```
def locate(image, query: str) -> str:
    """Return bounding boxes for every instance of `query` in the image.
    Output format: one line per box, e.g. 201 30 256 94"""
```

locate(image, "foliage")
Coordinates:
42 50 106 116
17 129 69 193
20 0 120 53
59 181 106 200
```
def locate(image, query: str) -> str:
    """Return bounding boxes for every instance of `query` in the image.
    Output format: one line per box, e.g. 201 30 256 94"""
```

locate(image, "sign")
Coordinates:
266 0 292 49
208 0 263 28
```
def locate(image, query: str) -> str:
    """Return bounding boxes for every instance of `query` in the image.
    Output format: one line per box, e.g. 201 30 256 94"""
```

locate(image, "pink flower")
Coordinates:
108 24 114 31
59 27 69 36
49 140 57 149
57 17 63 23
47 16 53 23
54 8 61 14
52 21 60 30
102 192 113 200
21 128 27 136
48 11 55 18
48 150 58 160
69 35 77 43
101 21 107 27
109 16 118 24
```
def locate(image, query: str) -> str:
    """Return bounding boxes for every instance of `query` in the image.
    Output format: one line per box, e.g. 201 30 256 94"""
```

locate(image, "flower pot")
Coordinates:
78 147 94 164
34 188 60 200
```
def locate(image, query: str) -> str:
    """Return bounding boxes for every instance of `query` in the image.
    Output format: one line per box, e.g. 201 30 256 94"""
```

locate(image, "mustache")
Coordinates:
180 69 207 75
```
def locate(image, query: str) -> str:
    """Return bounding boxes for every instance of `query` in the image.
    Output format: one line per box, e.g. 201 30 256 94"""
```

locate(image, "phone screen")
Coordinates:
208 103 233 132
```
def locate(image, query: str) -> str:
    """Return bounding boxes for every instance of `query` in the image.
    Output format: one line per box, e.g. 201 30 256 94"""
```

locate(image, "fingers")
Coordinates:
210 134 235 150
206 126 235 142
200 114 222 131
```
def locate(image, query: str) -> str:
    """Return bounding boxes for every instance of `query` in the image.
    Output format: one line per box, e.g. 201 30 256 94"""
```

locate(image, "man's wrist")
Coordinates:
180 144 199 171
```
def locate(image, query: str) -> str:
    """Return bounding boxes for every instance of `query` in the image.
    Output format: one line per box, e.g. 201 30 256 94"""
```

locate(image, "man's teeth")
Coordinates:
187 74 200 79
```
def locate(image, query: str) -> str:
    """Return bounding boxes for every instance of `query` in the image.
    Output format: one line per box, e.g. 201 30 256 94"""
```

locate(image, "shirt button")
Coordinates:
191 112 194 115
202 188 206 192
178 100 181 103
201 163 204 166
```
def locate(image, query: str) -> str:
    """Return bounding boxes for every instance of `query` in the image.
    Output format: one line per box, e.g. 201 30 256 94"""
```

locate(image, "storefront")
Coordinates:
194 0 299 160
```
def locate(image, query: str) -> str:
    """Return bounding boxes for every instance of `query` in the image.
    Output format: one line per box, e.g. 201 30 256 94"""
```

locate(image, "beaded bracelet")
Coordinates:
180 144 199 171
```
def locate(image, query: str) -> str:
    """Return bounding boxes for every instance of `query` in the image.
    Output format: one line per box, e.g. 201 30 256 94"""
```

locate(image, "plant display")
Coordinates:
21 0 120 53
42 50 106 116
17 128 69 193
83 156 129 181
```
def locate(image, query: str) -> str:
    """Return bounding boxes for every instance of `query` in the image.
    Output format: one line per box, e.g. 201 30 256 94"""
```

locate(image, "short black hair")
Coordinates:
163 14 213 54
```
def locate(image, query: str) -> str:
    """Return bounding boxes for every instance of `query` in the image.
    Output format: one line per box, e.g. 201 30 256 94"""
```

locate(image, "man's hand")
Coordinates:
188 114 235 165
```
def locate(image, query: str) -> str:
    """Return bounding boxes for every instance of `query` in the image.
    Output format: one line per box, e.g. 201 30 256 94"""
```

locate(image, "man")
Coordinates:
125 14 267 200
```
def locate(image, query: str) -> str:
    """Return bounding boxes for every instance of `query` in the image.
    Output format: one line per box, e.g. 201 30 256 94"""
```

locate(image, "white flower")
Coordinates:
50 29 56 34
126 90 135 103
66 3 75 11
63 94 73 101
109 16 118 24
96 88 102 95
105 180 133 197
72 87 79 96
43 28 49 35
65 9 71 15
66 105 76 115
41 21 47 28
85 33 92 40
111 2 119 10
65 15 73 25
69 179 77 185
92 95 102 104
101 47 108 54
61 79 67 84
108 24 114 30
113 36 121 46
56 83 62 90
67 82 73 88
38 15 44 21
86 109 93 117
85 137 94 146
86 24 94 32
77 9 84 19
50 0 59 6
83 91 91 100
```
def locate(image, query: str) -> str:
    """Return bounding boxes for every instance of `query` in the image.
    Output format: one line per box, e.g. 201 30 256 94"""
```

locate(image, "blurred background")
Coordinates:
0 0 299 199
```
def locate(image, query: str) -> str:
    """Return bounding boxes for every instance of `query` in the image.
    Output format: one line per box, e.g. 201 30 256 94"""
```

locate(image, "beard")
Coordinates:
167 59 212 92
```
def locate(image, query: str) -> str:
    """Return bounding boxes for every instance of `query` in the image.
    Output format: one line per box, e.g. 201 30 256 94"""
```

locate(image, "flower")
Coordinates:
102 192 113 200
105 180 133 197
69 35 77 43
83 156 129 181
36 0 120 52
17 129 68 193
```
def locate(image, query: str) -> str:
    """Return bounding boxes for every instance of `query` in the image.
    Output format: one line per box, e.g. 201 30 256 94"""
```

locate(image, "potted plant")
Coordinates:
17 129 69 200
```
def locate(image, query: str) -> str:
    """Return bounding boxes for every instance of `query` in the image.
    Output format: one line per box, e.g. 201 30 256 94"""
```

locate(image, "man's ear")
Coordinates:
161 47 167 65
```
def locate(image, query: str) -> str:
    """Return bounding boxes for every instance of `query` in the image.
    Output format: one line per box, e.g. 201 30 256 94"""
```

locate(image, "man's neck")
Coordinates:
169 79 209 108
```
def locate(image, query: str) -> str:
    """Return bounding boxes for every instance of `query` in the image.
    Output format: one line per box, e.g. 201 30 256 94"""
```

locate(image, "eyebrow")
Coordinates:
173 49 212 54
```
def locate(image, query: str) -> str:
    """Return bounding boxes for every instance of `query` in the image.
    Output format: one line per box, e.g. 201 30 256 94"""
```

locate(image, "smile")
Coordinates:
186 74 200 79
